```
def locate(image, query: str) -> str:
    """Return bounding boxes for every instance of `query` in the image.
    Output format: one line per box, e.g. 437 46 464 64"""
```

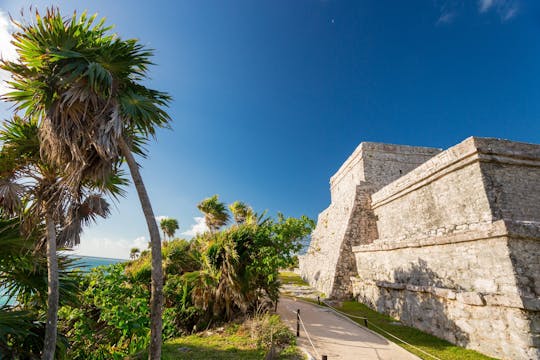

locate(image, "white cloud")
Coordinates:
181 216 208 238
73 236 148 260
0 10 16 96
433 1 462 26
479 0 494 12
436 11 456 25
501 4 518 21
478 0 519 21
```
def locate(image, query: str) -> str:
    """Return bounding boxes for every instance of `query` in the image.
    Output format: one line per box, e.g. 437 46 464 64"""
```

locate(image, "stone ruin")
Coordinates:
299 137 540 360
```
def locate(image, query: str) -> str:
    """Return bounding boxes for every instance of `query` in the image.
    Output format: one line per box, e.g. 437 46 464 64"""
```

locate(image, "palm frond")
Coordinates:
1 8 171 193
57 193 110 247
197 195 230 232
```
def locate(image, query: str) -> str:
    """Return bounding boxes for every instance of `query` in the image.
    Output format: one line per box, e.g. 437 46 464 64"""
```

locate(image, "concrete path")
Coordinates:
277 297 420 360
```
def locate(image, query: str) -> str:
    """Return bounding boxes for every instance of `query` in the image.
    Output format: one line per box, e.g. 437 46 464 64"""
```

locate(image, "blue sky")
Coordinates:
1 0 539 258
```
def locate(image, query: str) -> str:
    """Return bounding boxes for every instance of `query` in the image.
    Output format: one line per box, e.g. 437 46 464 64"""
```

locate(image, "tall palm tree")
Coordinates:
1 9 171 359
160 218 179 242
197 195 230 233
0 116 114 359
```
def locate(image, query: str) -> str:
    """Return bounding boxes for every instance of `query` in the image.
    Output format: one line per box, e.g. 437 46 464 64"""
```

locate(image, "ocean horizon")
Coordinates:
74 255 125 268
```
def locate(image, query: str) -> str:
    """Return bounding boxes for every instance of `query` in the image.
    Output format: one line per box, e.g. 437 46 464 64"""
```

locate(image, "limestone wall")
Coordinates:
352 137 540 359
299 142 440 297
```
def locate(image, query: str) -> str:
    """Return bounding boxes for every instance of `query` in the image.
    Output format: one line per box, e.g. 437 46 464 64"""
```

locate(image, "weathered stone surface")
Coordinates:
456 292 486 306
300 137 540 360
299 142 440 297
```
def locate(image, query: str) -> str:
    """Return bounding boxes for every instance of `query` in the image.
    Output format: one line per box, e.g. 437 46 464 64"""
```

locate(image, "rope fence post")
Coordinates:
322 356 328 360
296 309 300 337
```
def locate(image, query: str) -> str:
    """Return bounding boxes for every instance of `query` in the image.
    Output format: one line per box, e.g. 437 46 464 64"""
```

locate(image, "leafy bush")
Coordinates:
57 210 313 358
248 314 296 351
59 264 152 359
0 217 78 359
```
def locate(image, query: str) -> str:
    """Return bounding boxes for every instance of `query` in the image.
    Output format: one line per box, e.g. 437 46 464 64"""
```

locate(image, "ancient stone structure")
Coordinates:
299 137 540 360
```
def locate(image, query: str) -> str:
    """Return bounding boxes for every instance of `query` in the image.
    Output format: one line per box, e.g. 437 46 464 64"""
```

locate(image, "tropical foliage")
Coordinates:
229 201 252 224
1 8 171 358
0 216 82 359
197 195 230 232
0 7 312 360
0 115 114 359
59 264 152 359
160 218 179 242
130 247 141 260
58 199 313 358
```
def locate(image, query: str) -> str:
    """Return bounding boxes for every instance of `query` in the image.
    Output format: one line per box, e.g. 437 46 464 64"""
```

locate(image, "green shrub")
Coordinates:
246 314 296 354
58 210 314 358
59 264 152 359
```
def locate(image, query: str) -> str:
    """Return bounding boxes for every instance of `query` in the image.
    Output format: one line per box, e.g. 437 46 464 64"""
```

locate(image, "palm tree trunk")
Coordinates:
119 137 163 359
42 211 58 360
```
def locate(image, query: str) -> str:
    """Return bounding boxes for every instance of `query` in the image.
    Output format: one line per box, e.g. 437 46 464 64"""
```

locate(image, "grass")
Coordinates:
279 271 309 286
134 318 304 360
160 330 265 360
279 272 497 360
334 301 497 360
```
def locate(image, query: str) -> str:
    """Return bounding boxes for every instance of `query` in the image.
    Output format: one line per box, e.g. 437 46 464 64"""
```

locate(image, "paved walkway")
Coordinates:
277 297 420 360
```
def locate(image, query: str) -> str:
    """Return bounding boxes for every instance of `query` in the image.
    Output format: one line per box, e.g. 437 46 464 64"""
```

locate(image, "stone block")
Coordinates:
456 292 486 306
474 278 498 293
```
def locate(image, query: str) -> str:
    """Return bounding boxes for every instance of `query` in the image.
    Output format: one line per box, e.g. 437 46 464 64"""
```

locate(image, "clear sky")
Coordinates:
1 0 539 259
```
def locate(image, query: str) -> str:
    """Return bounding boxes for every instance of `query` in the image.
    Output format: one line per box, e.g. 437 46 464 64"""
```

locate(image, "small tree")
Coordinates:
197 195 229 232
229 201 252 225
160 218 179 242
130 247 140 260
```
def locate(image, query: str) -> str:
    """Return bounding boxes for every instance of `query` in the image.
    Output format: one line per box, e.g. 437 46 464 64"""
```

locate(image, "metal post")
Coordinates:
296 309 300 337
322 355 328 360
364 319 368 328
317 296 320 305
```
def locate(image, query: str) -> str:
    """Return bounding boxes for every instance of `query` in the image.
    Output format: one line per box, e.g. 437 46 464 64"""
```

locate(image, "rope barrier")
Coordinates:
321 300 442 360
283 294 443 360
322 302 368 320
298 312 321 359
365 321 441 360
288 306 321 359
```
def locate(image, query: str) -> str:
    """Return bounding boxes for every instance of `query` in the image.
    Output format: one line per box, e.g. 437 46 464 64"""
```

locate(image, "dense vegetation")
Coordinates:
57 211 312 358
1 8 171 358
1 201 313 358
0 7 313 360
0 218 81 359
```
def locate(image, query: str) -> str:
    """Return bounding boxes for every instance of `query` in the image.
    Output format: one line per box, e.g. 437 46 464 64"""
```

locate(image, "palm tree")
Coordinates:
160 218 179 242
228 201 252 225
197 195 230 232
0 116 114 359
130 247 141 260
1 9 171 359
0 117 64 359
0 216 81 359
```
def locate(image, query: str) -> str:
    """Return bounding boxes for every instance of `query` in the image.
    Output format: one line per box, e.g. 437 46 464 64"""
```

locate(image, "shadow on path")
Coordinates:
277 297 420 360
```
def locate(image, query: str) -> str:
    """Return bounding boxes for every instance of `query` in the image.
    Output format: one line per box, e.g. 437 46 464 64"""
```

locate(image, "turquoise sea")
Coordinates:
75 255 125 269
1 255 124 306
